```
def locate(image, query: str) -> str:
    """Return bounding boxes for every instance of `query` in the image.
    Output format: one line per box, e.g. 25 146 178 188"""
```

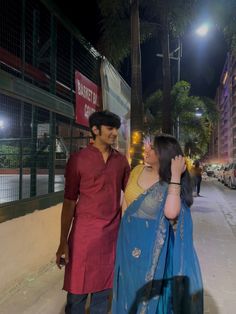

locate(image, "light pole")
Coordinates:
156 37 182 138
156 23 210 140
176 37 182 140
175 24 209 141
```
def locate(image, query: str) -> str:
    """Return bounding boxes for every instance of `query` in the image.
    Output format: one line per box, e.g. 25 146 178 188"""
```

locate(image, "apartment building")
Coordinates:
212 53 236 163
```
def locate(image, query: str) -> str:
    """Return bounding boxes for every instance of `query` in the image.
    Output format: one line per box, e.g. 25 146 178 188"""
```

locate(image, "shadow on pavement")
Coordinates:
58 289 218 314
191 205 216 213
204 289 220 314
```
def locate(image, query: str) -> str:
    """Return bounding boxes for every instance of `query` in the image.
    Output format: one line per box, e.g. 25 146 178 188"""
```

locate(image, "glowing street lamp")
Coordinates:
0 120 5 129
195 108 203 117
195 24 209 37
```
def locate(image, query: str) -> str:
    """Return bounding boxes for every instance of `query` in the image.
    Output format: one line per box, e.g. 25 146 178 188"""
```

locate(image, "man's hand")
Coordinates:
56 241 69 269
56 198 75 269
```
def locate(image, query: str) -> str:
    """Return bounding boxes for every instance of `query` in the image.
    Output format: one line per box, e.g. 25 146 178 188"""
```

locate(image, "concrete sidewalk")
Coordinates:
0 262 66 314
191 180 236 314
1 180 236 313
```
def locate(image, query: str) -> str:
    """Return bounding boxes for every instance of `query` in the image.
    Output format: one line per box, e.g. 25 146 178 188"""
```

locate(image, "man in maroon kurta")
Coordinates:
56 110 130 314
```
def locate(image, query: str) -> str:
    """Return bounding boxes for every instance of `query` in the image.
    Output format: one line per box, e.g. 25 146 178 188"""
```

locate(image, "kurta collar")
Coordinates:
87 144 119 157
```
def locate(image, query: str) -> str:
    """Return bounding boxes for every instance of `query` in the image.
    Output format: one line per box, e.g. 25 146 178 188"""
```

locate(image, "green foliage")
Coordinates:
97 0 198 66
96 0 231 157
97 0 130 66
168 0 198 36
0 144 20 168
145 90 162 113
144 80 218 158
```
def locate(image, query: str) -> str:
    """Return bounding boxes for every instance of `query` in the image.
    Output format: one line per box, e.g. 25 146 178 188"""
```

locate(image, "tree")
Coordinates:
145 80 218 158
130 0 144 167
96 1 131 67
159 0 172 133
97 0 199 135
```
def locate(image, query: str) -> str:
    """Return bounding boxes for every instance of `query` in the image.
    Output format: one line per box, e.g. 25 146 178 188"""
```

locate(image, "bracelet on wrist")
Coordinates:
169 181 181 185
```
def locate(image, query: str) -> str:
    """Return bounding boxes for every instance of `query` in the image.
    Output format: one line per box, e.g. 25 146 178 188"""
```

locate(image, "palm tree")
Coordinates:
144 80 218 158
97 0 199 136
130 0 144 167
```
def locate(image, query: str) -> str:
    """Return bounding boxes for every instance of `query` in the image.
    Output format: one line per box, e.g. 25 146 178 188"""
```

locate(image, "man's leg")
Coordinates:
197 177 202 195
90 289 111 314
65 292 88 314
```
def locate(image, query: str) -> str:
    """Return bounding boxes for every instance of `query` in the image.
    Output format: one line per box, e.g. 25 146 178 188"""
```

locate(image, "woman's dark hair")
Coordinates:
89 110 121 139
154 134 193 207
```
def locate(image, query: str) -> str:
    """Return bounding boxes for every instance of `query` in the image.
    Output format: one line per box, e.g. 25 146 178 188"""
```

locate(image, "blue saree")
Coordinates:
112 181 203 314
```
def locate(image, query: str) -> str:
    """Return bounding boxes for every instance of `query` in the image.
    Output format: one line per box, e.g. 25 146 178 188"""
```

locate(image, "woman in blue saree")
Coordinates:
112 134 203 314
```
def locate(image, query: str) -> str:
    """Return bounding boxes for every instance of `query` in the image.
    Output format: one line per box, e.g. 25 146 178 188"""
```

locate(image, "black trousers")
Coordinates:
195 176 202 195
65 289 111 314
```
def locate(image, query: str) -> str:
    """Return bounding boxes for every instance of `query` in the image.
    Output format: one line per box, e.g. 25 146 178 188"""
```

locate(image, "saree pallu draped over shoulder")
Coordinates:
112 181 203 314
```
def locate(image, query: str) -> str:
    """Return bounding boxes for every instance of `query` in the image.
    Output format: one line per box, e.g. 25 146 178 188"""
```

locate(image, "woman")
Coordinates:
112 134 203 314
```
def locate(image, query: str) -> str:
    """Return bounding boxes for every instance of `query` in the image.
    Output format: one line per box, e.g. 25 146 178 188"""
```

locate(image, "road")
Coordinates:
193 177 236 313
1 178 236 313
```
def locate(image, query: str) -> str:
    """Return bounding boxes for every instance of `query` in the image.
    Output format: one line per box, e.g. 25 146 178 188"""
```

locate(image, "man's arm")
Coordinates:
122 157 131 191
121 197 128 216
56 198 76 269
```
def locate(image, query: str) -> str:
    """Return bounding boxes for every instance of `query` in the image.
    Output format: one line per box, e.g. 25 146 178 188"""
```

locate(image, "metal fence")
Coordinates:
0 0 102 206
0 93 91 204
0 0 101 100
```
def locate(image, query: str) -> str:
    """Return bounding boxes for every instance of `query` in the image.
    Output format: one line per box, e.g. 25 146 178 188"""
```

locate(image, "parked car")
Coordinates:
213 164 222 178
224 162 236 188
205 164 221 177
217 164 225 182
222 164 230 185
205 165 215 177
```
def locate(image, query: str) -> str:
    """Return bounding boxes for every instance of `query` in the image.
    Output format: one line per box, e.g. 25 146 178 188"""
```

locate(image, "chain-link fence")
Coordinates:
0 0 101 99
0 93 91 204
0 0 102 206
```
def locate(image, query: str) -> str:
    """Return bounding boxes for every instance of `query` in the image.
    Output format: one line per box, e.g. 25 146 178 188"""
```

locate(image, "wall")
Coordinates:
0 204 61 296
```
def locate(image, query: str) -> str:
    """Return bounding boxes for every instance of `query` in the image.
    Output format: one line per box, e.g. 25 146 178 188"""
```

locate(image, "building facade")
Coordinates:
211 53 236 163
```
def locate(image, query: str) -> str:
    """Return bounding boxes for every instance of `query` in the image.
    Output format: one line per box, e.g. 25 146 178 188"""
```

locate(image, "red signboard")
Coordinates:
75 71 101 127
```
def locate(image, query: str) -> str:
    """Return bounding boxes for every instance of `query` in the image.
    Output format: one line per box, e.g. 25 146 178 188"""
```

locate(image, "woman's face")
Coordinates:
144 144 159 166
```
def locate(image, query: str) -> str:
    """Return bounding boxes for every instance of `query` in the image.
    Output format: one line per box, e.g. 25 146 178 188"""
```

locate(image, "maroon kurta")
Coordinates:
63 145 130 294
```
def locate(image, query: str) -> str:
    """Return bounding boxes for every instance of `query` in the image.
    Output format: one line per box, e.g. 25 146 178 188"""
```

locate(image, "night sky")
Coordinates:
54 0 228 100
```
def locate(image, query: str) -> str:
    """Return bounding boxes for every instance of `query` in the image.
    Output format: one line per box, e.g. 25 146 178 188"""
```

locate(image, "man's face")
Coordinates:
93 125 119 145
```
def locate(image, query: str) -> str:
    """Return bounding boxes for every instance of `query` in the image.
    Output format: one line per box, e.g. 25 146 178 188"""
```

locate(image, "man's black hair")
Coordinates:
89 110 121 129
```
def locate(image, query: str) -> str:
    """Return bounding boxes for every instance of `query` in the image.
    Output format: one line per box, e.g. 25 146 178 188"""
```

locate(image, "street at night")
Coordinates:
193 179 236 313
1 178 236 313
1 0 236 313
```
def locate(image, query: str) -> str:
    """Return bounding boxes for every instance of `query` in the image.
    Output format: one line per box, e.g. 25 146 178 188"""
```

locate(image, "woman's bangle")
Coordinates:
169 182 181 185
168 184 181 195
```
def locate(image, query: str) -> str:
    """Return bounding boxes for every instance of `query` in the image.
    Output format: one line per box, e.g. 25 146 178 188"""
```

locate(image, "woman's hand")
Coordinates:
171 155 186 182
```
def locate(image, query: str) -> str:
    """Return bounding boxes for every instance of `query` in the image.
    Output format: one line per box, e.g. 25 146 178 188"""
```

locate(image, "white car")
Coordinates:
224 162 236 188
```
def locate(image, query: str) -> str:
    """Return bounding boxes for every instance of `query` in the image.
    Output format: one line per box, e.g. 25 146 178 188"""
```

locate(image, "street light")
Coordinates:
195 24 209 37
176 23 210 140
195 108 203 117
156 22 209 140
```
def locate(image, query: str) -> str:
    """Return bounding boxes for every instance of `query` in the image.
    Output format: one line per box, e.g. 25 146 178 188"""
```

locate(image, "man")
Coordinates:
191 160 202 197
56 110 130 314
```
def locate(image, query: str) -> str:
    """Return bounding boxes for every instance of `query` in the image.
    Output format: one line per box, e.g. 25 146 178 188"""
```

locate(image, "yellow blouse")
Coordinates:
124 164 145 206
